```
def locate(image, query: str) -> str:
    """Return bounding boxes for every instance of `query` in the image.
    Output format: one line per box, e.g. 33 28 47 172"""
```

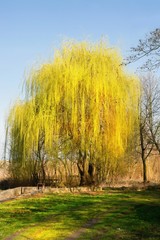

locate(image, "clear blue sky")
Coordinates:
0 0 160 158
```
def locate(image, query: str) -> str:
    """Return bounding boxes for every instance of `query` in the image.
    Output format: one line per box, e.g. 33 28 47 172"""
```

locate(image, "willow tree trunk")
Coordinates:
77 150 95 186
41 160 46 183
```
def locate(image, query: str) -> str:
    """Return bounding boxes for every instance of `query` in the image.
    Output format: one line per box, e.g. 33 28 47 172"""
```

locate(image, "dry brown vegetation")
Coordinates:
0 153 160 190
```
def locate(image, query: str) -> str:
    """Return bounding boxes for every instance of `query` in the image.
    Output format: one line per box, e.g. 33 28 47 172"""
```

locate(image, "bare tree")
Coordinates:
125 28 160 182
125 28 160 70
139 73 160 182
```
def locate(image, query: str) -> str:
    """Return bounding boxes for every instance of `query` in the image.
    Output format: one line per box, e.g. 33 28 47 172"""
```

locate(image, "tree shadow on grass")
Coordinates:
135 203 160 224
75 190 160 240
133 202 160 239
111 191 160 239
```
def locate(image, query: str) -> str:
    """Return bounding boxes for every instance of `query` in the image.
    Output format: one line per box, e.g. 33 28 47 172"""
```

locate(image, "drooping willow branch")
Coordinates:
6 40 140 167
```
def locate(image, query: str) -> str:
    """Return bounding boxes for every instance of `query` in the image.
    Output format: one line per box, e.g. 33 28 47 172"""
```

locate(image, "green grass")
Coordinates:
0 190 160 239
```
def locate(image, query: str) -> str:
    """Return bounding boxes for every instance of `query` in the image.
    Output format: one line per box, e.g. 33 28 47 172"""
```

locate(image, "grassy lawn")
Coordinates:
0 190 160 239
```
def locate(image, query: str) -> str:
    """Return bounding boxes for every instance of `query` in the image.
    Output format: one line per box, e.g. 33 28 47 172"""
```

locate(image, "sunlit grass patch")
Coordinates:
14 221 77 240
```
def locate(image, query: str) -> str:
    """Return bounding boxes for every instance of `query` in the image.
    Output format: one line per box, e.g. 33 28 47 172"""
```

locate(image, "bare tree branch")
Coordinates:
125 28 160 70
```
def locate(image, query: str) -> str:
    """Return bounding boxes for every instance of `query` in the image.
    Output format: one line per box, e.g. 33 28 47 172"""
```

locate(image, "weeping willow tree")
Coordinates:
6 41 140 185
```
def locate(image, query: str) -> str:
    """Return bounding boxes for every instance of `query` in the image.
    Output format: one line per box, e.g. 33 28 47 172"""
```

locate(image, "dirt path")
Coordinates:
4 214 101 240
65 217 99 240
5 233 30 240
5 229 33 240
3 195 106 240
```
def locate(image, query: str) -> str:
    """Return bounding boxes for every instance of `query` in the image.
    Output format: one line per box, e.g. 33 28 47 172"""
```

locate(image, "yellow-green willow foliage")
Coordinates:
6 41 140 181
